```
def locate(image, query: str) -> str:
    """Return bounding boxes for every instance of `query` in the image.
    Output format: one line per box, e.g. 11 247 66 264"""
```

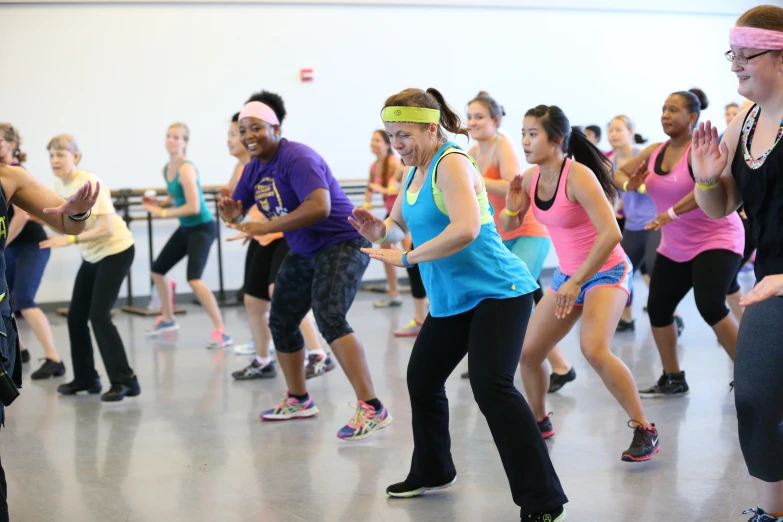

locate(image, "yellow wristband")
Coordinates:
503 208 520 217
623 180 630 192
362 202 371 209
638 184 647 194
696 183 719 191
68 235 76 244
161 209 168 217
374 233 388 245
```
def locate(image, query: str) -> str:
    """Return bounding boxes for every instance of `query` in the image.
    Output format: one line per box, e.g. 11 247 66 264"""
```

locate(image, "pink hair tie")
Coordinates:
730 26 783 50
239 101 280 126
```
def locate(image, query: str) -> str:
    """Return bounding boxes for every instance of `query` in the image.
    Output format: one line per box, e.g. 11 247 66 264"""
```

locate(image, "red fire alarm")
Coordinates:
300 68 314 82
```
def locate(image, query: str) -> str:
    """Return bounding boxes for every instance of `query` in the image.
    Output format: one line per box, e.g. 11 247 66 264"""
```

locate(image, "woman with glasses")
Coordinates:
693 6 783 520
616 88 744 399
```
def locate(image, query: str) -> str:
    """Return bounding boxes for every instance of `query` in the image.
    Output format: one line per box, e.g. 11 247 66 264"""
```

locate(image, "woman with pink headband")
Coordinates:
693 6 783 521
219 90 389 441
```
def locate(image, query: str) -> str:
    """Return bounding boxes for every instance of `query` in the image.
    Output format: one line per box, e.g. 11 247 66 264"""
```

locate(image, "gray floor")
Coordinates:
3 272 758 522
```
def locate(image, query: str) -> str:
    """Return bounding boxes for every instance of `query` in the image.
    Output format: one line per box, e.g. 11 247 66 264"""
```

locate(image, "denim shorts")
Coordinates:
549 257 632 306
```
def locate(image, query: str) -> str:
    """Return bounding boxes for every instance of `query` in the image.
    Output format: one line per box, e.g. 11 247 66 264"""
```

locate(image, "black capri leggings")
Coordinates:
269 238 370 352
647 249 742 328
151 221 216 281
735 295 783 482
407 294 567 516
621 229 661 305
244 239 290 301
406 243 427 299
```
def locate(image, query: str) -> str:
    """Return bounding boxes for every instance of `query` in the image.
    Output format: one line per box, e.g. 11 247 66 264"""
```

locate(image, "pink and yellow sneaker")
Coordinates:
206 328 233 349
260 393 319 421
337 401 392 441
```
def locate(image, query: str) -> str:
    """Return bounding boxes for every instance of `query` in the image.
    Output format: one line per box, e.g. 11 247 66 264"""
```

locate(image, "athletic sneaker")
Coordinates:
374 295 403 308
548 368 576 393
232 358 276 380
336 401 392 441
148 317 179 335
616 319 635 332
30 359 66 380
233 340 255 355
394 319 422 338
538 413 555 439
386 476 457 498
621 421 660 462
743 506 783 521
674 315 685 337
20 349 30 364
524 506 567 521
305 353 335 379
639 371 689 398
260 393 319 420
207 329 233 349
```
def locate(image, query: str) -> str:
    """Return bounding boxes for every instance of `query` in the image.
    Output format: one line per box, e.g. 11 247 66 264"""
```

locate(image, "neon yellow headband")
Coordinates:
382 106 441 124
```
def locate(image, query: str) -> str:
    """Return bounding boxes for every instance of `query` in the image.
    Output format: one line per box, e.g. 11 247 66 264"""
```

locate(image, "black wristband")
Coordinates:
68 209 91 222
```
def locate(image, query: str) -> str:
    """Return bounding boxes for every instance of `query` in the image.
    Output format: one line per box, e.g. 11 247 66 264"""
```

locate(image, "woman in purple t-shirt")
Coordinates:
218 90 390 441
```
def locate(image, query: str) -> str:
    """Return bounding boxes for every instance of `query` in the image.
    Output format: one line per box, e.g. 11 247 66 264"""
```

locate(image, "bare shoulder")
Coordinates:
521 166 537 191
0 165 26 200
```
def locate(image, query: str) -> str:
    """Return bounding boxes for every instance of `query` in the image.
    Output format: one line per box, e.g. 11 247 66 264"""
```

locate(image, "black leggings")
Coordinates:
406 243 426 299
728 214 755 295
407 294 567 516
735 296 783 482
151 221 216 281
244 239 290 301
621 229 661 305
647 250 741 328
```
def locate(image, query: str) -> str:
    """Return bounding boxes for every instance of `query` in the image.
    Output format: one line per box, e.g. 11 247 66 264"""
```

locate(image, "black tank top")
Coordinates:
732 105 783 281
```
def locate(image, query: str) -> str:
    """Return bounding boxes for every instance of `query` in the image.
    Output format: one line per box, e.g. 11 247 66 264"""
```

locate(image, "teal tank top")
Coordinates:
401 142 538 317
164 161 214 227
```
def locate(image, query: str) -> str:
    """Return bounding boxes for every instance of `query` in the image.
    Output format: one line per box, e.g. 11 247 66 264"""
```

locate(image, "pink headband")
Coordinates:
730 26 783 50
239 101 280 126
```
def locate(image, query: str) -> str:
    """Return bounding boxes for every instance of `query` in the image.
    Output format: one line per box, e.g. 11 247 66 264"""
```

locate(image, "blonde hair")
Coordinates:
168 122 190 154
47 134 82 163
0 124 27 165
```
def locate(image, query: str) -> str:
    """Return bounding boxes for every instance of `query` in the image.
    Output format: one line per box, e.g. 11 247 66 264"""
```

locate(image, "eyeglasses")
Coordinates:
725 49 775 65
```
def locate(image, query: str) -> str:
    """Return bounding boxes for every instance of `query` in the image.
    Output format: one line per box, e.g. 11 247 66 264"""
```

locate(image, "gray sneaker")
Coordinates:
374 296 403 308
148 317 179 335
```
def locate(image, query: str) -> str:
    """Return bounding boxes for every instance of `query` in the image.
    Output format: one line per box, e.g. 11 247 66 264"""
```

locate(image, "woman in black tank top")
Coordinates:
0 162 99 522
692 6 783 520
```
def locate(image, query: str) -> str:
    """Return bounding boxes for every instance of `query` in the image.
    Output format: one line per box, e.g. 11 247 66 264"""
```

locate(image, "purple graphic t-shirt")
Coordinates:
233 138 360 256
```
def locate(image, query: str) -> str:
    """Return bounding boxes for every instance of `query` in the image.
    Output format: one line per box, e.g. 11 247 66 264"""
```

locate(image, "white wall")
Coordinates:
0 0 765 303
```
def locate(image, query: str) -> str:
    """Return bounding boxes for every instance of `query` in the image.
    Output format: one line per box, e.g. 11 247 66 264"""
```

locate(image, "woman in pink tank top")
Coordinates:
501 105 660 463
617 89 744 399
363 130 403 308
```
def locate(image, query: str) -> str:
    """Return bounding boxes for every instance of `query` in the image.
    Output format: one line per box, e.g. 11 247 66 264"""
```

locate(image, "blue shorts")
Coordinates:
550 257 632 306
6 243 50 310
503 236 552 281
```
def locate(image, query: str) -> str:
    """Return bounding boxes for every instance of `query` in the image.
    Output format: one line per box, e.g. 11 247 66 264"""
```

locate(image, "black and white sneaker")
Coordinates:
386 476 456 498
616 319 635 332
305 354 335 379
621 421 660 462
639 371 689 398
232 359 277 380
743 506 783 521
523 506 567 521
548 368 576 393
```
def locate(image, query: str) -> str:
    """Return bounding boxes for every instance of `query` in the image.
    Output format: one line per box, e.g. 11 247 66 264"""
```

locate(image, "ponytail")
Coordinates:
426 88 470 139
567 126 616 201
633 133 648 144
384 88 469 140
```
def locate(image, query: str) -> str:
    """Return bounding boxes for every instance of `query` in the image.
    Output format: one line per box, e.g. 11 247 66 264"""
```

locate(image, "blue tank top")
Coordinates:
401 142 538 317
164 161 214 227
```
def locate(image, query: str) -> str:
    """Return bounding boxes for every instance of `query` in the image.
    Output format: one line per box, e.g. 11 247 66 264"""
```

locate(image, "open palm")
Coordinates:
506 174 527 213
348 208 386 243
692 121 729 181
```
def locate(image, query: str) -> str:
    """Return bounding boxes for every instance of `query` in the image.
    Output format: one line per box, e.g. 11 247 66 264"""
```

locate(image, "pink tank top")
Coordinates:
531 158 625 276
645 142 744 262
371 160 396 214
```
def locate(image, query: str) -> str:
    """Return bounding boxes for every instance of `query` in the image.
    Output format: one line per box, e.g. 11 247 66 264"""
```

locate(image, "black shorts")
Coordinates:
244 239 290 301
151 221 216 281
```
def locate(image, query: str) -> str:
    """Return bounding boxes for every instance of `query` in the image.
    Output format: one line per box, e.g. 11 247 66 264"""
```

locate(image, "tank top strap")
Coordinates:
555 158 573 204
488 135 500 164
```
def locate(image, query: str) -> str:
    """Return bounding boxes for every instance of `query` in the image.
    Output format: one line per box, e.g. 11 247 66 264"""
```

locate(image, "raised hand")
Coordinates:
348 208 386 243
218 197 244 222
506 174 527 213
43 180 100 216
626 162 648 192
226 231 253 246
692 121 729 182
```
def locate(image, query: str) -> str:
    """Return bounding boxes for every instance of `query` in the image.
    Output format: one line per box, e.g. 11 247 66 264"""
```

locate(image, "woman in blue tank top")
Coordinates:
350 88 567 521
143 123 232 349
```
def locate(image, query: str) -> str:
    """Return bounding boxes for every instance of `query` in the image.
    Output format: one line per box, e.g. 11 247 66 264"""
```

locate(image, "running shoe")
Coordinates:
147 317 179 335
260 393 319 421
207 329 233 349
548 368 576 393
232 358 277 380
394 319 422 338
743 506 783 521
305 353 335 379
386 477 457 498
524 506 567 521
20 349 30 364
537 413 555 439
233 340 255 355
374 295 403 308
337 401 392 441
616 319 635 332
621 421 660 462
639 371 689 398
674 315 685 337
